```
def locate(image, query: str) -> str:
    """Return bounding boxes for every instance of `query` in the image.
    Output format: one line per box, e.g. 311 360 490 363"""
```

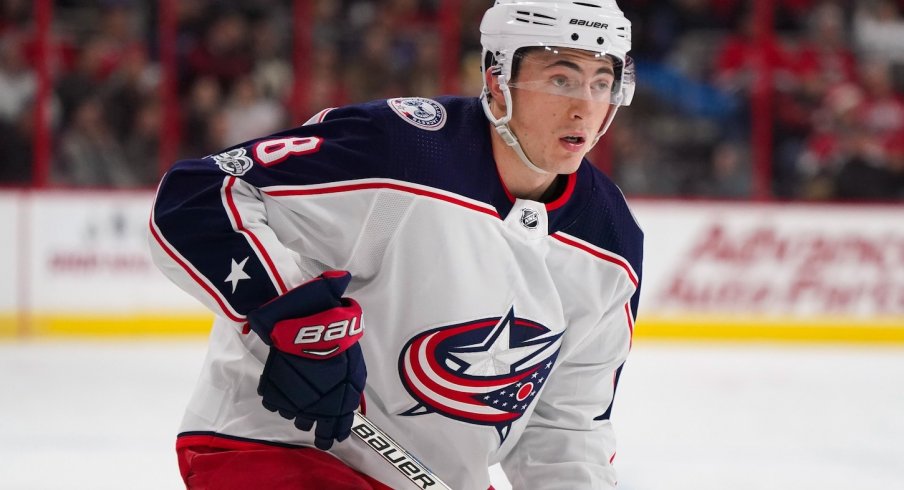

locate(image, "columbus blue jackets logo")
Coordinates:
399 306 562 442
520 208 540 229
388 97 447 131
211 148 254 176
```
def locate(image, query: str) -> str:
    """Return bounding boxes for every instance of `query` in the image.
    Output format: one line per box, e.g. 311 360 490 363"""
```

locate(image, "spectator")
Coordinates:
180 76 223 158
55 36 108 127
884 132 904 197
796 82 864 199
199 108 230 158
249 15 292 103
704 142 752 198
833 129 903 200
122 95 162 186
771 2 859 198
791 2 858 94
830 60 904 200
92 0 145 81
302 43 347 118
713 8 795 98
0 33 34 123
55 95 135 187
182 9 252 94
458 50 484 96
610 109 681 196
344 25 404 102
0 101 33 184
311 0 343 47
857 58 904 137
103 44 158 141
405 30 441 96
222 74 285 146
853 0 904 64
0 0 30 37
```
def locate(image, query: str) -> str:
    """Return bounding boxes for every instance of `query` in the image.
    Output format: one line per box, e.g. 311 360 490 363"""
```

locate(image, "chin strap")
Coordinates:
496 125 551 176
480 77 552 176
592 105 621 147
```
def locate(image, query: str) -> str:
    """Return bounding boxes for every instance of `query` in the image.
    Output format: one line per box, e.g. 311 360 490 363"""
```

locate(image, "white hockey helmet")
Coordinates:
479 0 635 174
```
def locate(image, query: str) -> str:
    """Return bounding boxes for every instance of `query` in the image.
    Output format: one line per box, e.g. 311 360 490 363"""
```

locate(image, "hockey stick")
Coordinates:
351 411 453 489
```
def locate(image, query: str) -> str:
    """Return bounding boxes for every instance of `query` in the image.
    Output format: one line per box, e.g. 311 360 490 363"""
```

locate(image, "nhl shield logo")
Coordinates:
388 97 447 131
520 208 540 229
211 148 254 176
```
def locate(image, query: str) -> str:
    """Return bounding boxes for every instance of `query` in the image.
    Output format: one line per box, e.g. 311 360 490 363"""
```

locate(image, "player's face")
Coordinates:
507 48 614 174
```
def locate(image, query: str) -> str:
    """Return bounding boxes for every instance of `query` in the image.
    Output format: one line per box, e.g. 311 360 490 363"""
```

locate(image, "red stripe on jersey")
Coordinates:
544 172 577 212
316 108 333 122
624 302 634 349
224 177 288 294
550 233 638 287
148 215 244 323
494 168 576 212
495 165 516 204
265 182 501 219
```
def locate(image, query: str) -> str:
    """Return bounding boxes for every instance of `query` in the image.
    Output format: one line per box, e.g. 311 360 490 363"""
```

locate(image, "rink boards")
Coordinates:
0 191 902 342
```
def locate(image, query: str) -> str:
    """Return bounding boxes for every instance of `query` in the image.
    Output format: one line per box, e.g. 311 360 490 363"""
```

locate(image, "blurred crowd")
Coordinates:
615 0 904 200
0 0 902 200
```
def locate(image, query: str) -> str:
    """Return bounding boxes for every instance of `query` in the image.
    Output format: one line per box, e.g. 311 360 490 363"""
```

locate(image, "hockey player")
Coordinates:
149 1 642 488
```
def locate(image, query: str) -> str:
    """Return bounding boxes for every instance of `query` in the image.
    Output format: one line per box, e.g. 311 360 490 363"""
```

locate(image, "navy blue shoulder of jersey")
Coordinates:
555 163 644 312
205 96 509 212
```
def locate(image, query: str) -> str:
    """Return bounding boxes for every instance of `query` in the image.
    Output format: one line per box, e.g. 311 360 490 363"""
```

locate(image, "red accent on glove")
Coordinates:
269 298 363 359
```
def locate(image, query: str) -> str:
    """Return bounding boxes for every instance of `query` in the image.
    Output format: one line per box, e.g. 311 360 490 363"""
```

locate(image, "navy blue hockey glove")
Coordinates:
246 270 366 450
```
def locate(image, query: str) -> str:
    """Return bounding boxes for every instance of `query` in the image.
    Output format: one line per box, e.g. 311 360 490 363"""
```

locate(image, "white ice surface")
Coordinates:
1 339 902 489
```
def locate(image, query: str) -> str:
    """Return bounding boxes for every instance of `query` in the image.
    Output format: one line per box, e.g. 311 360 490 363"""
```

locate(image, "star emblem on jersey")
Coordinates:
211 147 254 176
398 306 562 443
224 257 251 293
387 97 447 131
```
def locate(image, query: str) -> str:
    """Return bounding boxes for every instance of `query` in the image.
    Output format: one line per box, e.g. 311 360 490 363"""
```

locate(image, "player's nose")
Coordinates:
567 94 594 120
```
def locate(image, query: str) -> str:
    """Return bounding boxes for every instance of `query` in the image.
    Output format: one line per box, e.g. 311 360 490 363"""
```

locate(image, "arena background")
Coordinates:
1 1 902 489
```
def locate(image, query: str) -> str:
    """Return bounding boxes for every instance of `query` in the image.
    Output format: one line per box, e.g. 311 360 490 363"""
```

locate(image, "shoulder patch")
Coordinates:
210 148 254 176
387 97 447 131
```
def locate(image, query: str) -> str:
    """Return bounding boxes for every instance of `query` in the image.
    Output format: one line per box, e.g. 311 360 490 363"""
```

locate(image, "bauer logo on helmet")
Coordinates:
569 19 609 29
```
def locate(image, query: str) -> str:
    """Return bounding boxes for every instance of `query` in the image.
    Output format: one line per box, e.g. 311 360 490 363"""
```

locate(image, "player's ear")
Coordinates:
485 67 506 109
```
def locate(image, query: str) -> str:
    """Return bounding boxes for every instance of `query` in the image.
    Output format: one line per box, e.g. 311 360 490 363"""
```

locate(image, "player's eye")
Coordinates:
549 75 572 89
591 79 612 92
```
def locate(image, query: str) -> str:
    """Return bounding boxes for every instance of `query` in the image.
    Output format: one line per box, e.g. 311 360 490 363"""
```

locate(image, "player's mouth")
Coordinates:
559 134 587 152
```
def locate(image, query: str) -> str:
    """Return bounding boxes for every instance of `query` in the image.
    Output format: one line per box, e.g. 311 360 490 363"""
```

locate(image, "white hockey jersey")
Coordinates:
149 96 643 489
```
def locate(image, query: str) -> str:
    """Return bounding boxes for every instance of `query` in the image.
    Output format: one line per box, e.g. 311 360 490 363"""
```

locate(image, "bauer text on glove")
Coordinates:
246 271 366 450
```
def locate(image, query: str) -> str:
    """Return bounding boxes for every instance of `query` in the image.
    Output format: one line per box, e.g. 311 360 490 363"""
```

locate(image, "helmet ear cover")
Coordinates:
485 51 501 76
482 48 537 102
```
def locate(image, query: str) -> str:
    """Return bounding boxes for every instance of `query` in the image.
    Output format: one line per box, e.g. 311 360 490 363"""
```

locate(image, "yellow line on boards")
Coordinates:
16 314 216 337
0 315 16 337
1 314 903 343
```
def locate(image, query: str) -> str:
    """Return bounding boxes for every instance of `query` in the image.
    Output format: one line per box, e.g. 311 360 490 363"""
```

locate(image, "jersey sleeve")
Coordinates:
501 255 641 488
148 105 390 322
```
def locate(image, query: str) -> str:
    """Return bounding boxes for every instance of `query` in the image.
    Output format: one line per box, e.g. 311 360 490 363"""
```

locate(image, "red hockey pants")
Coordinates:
176 434 392 490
